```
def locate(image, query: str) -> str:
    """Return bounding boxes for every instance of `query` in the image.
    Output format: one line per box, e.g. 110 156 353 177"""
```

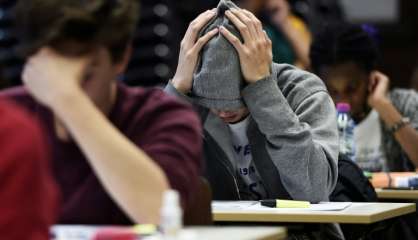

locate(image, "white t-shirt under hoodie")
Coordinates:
228 116 267 200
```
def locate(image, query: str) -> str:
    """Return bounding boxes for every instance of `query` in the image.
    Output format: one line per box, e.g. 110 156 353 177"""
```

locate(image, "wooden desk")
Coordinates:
375 188 418 200
213 202 416 224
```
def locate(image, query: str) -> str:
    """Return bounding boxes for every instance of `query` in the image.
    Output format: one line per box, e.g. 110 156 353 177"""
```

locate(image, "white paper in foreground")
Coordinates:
211 201 259 210
212 201 352 212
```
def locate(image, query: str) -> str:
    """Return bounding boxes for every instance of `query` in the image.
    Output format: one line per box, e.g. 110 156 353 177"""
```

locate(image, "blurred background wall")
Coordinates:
377 0 418 88
0 0 416 89
338 0 418 88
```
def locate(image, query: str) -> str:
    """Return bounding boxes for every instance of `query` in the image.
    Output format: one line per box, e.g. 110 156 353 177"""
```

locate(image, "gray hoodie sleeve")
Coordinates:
164 82 210 120
241 65 339 202
164 82 193 103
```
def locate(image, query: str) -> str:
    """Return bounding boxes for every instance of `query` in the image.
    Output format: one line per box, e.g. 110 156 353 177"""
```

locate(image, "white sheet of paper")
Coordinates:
51 225 98 240
211 201 259 210
248 202 352 211
212 201 352 212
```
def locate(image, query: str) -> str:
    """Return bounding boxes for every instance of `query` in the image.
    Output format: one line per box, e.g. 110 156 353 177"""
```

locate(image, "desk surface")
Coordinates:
213 202 416 224
375 188 418 200
52 226 287 240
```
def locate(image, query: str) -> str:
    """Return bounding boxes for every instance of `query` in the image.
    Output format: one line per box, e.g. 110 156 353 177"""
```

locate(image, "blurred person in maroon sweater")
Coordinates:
0 0 202 225
0 98 58 240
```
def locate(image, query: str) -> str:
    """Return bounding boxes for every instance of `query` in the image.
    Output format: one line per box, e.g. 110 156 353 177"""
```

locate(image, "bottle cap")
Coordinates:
336 103 351 113
162 190 180 207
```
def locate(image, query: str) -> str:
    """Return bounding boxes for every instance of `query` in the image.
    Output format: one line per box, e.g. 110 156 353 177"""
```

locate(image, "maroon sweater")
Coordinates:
0 83 202 225
0 100 58 240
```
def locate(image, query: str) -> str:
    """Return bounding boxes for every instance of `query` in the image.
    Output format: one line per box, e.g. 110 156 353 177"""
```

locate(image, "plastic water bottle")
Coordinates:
336 103 356 161
160 190 183 239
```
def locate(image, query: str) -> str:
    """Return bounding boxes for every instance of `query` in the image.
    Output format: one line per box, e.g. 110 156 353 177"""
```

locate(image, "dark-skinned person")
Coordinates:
311 24 418 174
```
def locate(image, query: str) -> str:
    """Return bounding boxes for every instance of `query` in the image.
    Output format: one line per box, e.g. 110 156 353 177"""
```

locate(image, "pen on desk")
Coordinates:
260 199 311 208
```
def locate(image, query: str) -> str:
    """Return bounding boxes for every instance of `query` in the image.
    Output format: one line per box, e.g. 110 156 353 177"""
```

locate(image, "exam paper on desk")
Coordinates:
51 225 97 240
212 201 352 211
211 201 259 210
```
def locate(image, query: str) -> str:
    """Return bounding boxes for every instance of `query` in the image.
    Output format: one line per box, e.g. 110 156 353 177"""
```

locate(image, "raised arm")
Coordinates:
368 71 418 167
22 48 200 224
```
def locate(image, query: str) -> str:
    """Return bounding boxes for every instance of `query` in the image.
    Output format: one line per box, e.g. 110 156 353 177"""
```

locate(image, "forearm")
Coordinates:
51 91 169 224
371 172 417 188
375 100 418 167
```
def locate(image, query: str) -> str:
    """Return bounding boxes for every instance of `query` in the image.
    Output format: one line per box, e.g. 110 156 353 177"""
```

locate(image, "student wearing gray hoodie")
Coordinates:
165 2 342 238
166 0 339 203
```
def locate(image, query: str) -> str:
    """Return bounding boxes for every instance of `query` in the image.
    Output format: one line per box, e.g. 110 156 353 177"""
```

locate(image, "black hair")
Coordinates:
14 0 139 63
310 23 379 75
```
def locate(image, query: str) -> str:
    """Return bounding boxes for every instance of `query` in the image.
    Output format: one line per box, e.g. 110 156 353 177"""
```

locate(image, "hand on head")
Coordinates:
367 70 390 108
172 10 218 94
172 7 273 94
221 8 272 84
22 47 91 107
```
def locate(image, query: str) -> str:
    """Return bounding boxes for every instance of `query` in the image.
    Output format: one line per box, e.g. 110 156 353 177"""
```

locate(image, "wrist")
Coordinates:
171 77 191 94
246 75 268 84
50 88 85 112
389 117 411 134
246 69 271 84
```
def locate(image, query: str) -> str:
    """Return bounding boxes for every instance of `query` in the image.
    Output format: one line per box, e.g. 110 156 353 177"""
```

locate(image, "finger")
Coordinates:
374 80 386 95
263 30 269 41
220 26 243 53
22 63 35 84
263 30 273 62
374 73 389 91
190 10 216 37
185 10 215 39
368 72 378 92
242 9 264 37
263 30 273 54
230 9 258 40
191 28 219 54
232 8 256 37
225 10 252 43
183 10 216 47
375 71 389 84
